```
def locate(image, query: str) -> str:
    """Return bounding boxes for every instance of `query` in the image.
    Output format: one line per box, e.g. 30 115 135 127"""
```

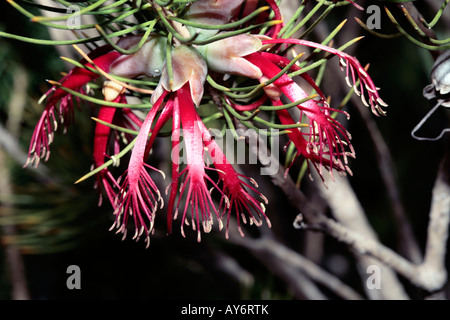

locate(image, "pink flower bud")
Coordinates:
151 46 207 107
110 35 166 78
197 34 263 79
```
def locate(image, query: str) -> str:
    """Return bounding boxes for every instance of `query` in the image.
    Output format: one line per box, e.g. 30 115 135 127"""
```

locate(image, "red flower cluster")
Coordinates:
25 0 386 246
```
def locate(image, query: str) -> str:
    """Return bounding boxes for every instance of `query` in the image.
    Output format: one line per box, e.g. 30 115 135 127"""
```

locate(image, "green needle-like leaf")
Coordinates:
47 80 151 109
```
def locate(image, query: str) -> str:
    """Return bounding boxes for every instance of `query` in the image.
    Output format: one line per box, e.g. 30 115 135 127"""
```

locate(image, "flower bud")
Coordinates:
151 46 208 106
102 80 125 102
110 35 166 78
197 34 263 78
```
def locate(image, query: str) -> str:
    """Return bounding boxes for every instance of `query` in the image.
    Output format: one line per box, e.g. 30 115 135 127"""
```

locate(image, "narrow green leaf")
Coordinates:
75 137 137 184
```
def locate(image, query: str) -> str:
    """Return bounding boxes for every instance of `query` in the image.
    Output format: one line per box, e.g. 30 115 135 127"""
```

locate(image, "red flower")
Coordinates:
245 51 354 180
24 0 388 245
111 92 169 247
25 46 121 167
202 33 386 180
199 116 271 239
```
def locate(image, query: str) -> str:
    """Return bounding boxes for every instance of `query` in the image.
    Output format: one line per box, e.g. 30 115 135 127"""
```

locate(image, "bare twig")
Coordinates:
209 250 255 290
228 228 364 300
420 145 450 289
0 122 64 188
315 146 450 293
351 94 423 264
313 172 409 299
242 124 449 293
226 122 363 299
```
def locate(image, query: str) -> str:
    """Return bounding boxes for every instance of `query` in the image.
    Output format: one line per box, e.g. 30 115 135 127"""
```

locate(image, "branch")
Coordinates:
229 124 363 300
312 172 409 299
421 145 450 289
350 94 423 264
228 230 364 300
242 124 449 293
312 146 449 293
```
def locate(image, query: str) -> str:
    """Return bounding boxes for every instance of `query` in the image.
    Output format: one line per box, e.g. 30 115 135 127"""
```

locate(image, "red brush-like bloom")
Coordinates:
93 98 122 208
202 32 386 180
25 46 121 167
259 38 388 116
199 117 271 238
245 52 354 179
110 44 223 243
111 92 169 247
166 83 271 241
172 84 225 242
22 0 390 246
92 93 144 209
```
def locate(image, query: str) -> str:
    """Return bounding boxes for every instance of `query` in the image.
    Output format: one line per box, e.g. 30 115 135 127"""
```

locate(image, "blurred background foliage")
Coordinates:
0 0 448 299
